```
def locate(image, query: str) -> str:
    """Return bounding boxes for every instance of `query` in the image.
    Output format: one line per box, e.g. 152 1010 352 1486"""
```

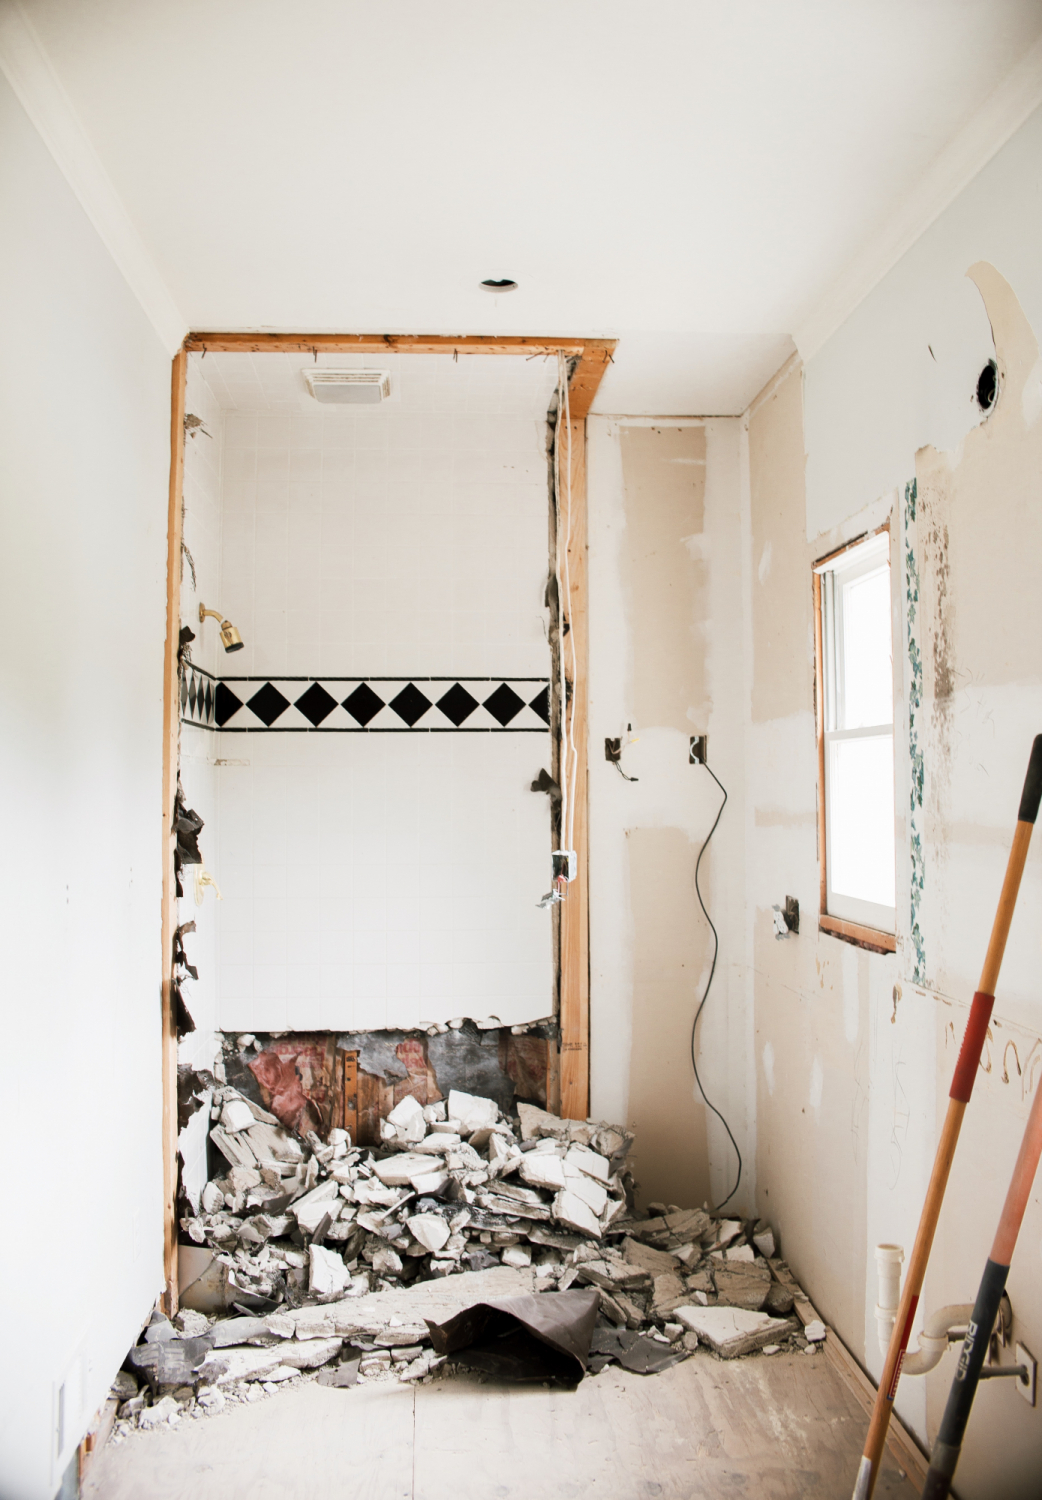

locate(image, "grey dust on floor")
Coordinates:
83 1345 918 1500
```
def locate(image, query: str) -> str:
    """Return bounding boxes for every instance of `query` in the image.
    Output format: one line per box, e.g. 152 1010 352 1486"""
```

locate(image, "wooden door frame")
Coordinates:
161 332 614 1308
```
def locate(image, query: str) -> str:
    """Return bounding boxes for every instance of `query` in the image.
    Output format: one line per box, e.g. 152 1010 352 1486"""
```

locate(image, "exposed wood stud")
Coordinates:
342 1051 359 1144
559 419 590 1120
161 347 187 1315
566 341 617 421
184 332 589 356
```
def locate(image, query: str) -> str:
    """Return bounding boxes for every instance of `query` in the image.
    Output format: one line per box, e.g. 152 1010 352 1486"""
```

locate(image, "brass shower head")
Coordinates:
198 604 244 653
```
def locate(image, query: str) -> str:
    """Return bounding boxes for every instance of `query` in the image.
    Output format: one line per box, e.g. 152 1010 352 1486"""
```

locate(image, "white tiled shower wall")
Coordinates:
182 352 557 1033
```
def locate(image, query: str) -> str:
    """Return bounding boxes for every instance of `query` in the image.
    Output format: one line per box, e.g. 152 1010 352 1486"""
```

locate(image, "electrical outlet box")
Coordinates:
552 850 577 882
1016 1342 1036 1405
689 735 707 765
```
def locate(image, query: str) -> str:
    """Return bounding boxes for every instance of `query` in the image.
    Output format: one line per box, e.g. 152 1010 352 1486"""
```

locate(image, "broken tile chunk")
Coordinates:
221 1099 256 1134
407 1213 451 1254
552 1189 602 1238
713 1260 771 1312
447 1089 498 1135
565 1144 611 1183
309 1245 351 1299
674 1305 797 1359
519 1153 567 1191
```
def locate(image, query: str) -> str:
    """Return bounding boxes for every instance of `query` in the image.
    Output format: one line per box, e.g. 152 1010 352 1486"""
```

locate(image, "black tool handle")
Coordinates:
1017 734 1042 823
921 1259 1010 1499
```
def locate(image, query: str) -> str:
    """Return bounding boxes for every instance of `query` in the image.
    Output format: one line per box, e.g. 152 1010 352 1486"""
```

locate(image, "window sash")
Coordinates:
817 530 896 936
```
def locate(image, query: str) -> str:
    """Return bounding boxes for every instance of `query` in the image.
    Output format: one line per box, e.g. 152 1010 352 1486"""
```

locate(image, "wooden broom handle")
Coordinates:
854 734 1042 1500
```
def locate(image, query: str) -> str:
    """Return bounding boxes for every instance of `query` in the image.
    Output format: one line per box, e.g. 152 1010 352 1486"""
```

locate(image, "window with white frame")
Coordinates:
816 530 896 935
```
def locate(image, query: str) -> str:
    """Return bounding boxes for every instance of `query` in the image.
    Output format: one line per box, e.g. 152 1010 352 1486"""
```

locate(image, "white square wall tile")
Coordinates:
213 372 555 1030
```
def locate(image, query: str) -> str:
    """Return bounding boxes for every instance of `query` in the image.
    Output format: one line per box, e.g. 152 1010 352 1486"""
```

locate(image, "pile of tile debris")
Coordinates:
110 1086 817 1441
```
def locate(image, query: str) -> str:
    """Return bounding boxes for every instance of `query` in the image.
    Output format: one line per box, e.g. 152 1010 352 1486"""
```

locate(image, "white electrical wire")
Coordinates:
561 358 578 857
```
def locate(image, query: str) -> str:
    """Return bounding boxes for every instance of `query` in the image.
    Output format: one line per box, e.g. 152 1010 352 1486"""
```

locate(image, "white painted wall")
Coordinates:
177 353 557 1033
0 69 170 1500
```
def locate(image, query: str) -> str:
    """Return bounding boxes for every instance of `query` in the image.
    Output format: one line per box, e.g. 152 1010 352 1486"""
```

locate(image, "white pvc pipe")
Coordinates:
902 1304 975 1377
875 1244 904 1357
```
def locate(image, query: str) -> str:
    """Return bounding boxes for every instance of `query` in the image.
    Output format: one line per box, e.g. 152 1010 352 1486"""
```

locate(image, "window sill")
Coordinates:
819 914 896 955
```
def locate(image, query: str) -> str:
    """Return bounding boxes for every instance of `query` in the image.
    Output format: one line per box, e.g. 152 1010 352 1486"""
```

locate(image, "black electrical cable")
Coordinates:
690 763 742 1212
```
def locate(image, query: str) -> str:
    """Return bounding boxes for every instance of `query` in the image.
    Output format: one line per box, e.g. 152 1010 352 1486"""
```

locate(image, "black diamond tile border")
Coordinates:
214 681 242 726
295 681 337 726
389 682 432 727
483 683 525 726
343 682 385 726
437 682 479 726
179 665 219 727
183 676 551 732
247 682 291 726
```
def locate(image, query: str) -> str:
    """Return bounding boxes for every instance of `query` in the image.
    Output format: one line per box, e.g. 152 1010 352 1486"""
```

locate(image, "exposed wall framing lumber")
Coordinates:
161 347 187 1314
566 342 615 421
340 1050 359 1143
185 332 589 357
162 332 613 1269
559 419 590 1120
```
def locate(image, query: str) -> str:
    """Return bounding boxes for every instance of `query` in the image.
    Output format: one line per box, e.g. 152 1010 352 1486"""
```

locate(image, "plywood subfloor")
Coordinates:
83 1348 918 1500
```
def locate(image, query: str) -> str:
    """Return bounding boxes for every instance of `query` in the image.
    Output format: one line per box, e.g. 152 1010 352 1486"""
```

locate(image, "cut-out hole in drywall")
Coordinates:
976 358 998 411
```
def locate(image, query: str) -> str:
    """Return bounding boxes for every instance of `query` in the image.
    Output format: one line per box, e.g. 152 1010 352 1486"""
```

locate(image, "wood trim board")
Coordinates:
161 347 187 1314
819 914 897 954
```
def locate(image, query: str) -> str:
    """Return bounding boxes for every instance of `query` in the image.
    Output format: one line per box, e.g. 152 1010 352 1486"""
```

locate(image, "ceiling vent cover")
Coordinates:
303 369 391 404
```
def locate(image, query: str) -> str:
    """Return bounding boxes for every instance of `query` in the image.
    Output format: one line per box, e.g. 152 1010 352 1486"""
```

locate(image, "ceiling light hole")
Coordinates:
976 359 998 412
480 278 518 293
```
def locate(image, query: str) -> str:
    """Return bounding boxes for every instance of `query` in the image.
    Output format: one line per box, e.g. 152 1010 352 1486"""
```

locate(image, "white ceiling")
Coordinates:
193 349 562 417
16 0 1042 413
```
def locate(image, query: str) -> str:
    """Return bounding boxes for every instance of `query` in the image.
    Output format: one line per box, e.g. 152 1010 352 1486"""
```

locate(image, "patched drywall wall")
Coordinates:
589 418 752 1215
0 70 171 1500
746 359 897 1402
751 258 1042 1494
626 826 711 1209
910 266 1042 1497
620 424 708 731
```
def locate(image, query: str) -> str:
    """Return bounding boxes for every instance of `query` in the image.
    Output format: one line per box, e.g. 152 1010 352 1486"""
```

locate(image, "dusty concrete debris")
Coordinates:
105 1082 807 1436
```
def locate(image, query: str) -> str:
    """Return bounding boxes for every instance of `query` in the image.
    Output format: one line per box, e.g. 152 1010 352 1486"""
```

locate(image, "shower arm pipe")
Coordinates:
853 731 1042 1500
199 604 231 626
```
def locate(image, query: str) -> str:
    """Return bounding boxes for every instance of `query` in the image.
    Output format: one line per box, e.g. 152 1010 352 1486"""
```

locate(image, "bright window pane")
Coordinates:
841 565 892 729
829 734 895 906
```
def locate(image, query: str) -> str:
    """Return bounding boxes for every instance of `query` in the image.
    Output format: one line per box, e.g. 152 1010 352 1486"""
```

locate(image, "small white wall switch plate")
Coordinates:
1016 1342 1036 1405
